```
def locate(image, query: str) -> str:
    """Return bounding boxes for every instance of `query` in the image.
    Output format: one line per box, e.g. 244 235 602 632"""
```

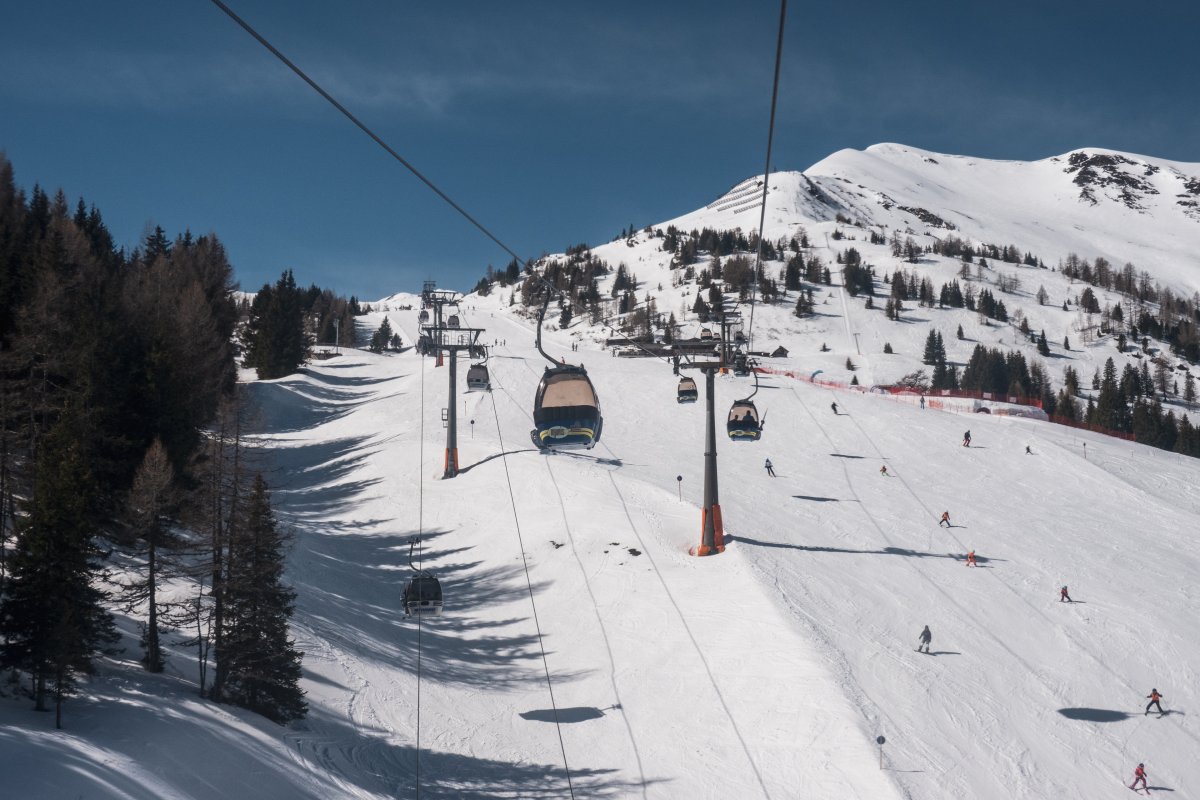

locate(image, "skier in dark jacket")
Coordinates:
1145 688 1164 715
764 458 776 477
962 430 972 447
917 625 932 654
831 402 839 415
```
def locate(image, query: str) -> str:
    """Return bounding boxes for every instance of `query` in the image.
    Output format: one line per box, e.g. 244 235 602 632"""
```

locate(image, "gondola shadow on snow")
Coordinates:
519 706 609 723
829 453 864 459
1056 708 1131 722
792 495 841 502
288 705 654 800
290 527 589 691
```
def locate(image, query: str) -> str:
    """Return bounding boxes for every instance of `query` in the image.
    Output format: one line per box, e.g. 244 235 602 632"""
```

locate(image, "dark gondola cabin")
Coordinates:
732 354 751 377
466 364 491 391
402 571 443 617
446 315 460 328
677 376 698 403
531 365 602 450
727 400 762 441
699 328 714 341
419 309 429 323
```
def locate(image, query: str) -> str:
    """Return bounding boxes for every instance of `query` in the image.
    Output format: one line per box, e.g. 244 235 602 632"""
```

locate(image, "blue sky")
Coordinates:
2 1 1197 299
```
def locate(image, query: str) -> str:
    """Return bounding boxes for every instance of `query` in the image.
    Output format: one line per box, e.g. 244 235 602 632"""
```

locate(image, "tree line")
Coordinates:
0 153 305 727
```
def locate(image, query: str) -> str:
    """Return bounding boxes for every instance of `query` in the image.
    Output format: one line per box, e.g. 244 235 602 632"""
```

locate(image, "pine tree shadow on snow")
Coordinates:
290 528 587 691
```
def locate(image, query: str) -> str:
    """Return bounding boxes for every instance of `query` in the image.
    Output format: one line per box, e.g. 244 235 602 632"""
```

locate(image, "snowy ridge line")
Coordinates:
706 179 761 208
712 186 763 210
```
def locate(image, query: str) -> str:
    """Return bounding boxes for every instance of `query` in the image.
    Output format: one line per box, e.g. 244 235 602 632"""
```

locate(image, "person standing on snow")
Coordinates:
965 550 977 567
879 465 889 476
831 402 839 415
764 458 776 477
939 511 951 528
1129 762 1148 792
917 625 932 654
962 430 972 447
1059 585 1072 602
1145 688 1165 715
1025 445 1033 455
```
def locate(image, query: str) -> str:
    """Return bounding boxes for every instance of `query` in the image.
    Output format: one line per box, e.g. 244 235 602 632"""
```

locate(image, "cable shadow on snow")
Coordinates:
457 448 540 474
290 529 588 691
727 536 1005 564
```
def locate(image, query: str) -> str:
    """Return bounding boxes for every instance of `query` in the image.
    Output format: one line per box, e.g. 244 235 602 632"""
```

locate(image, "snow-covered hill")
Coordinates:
4 143 1200 799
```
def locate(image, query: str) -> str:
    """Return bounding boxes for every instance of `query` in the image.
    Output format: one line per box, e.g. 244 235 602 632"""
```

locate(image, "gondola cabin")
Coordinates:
402 571 443 617
699 328 714 341
727 400 762 441
446 315 461 328
466 364 491 391
732 354 751 377
419 309 429 323
677 376 698 403
531 365 602 450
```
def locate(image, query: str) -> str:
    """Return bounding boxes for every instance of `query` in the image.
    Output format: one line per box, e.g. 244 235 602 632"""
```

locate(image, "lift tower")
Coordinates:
677 304 745 556
420 282 485 479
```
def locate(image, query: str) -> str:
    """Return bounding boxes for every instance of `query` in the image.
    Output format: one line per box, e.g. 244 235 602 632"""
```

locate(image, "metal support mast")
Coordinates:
696 366 725 555
420 282 484 480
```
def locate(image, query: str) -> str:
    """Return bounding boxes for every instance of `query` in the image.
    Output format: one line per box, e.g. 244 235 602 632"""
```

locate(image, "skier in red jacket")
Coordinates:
965 550 977 567
1129 762 1148 792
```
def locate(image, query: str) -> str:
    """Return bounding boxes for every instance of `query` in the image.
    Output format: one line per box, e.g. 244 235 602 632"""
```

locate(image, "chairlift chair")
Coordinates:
402 571 443 617
727 399 762 441
677 376 698 403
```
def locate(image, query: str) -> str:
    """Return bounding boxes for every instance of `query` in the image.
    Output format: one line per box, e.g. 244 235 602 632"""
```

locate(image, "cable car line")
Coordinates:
744 0 792 350
209 0 531 272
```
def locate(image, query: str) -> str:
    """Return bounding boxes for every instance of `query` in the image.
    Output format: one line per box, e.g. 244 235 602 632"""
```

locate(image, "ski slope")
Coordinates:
6 288 1198 799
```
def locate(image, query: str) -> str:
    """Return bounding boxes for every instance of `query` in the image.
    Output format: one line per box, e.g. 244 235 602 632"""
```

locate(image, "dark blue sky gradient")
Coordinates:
2 1 1197 297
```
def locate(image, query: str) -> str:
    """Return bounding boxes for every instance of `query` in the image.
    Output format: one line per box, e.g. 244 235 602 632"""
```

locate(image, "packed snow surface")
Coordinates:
4 295 1199 799
4 141 1200 798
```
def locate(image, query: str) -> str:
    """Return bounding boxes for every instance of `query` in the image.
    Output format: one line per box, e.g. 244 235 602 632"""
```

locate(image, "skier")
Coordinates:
1129 762 1148 792
917 625 932 654
831 402 839 415
1059 585 1072 602
1145 688 1164 715
962 430 972 447
764 458 776 477
939 511 951 528
879 464 889 476
919 395 926 409
1025 445 1033 455
965 550 977 567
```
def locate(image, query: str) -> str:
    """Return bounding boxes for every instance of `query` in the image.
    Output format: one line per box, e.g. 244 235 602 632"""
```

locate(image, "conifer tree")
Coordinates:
0 418 117 727
119 438 177 672
219 474 306 724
